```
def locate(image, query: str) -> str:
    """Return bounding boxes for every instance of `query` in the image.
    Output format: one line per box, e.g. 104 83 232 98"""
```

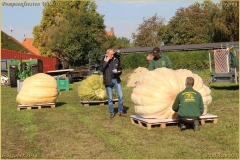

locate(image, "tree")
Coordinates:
215 0 239 41
33 0 106 65
102 36 131 51
199 0 222 43
132 14 165 47
162 0 238 45
164 4 211 45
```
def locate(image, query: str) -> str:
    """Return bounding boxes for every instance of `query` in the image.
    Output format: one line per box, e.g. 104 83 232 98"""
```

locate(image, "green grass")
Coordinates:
1 69 239 159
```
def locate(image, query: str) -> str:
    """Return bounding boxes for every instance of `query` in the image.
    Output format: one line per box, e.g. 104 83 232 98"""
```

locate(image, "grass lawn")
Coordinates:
1 69 239 159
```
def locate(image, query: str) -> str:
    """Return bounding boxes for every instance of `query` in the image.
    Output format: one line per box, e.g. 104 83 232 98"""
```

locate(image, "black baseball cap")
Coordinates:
152 47 161 54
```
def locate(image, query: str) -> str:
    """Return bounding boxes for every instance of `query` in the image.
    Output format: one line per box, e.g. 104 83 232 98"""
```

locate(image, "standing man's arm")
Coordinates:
166 56 172 69
99 56 110 72
172 94 180 112
148 60 154 71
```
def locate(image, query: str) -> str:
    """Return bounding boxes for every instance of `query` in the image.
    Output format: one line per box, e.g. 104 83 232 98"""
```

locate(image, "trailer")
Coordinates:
45 68 88 83
209 44 239 83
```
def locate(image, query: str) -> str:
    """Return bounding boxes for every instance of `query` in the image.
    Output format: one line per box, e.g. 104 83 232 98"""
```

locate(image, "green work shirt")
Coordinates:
148 55 172 71
172 87 204 119
230 47 239 68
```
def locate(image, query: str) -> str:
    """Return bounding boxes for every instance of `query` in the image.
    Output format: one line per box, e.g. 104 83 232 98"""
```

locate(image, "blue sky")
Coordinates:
2 0 218 43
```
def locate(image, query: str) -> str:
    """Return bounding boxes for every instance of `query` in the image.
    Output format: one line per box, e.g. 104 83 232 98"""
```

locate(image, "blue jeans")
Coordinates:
105 79 124 114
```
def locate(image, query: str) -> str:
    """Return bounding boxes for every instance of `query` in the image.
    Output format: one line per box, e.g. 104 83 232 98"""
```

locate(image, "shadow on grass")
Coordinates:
56 102 67 107
114 106 130 113
59 88 73 91
210 85 239 90
17 102 66 110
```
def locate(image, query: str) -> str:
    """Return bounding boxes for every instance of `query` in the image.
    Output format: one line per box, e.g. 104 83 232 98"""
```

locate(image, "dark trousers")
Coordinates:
179 116 199 126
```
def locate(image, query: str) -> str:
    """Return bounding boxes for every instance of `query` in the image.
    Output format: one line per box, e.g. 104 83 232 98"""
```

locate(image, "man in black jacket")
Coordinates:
99 49 126 118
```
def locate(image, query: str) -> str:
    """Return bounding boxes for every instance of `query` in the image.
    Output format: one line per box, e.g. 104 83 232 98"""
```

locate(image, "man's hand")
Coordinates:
105 56 111 62
112 69 121 74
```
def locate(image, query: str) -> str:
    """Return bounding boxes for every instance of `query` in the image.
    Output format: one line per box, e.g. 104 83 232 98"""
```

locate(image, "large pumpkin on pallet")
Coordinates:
78 75 117 101
126 67 149 87
16 73 58 105
131 68 212 119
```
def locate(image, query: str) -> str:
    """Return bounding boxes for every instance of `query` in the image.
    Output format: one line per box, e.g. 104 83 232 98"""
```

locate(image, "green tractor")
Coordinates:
7 59 42 87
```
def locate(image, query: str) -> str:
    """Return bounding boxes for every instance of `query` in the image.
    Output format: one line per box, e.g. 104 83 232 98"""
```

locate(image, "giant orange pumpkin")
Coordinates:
16 73 58 105
131 68 212 119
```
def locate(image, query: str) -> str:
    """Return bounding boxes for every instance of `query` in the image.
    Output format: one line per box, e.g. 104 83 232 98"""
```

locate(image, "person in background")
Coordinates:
172 77 204 131
146 53 154 62
99 49 126 118
148 46 172 70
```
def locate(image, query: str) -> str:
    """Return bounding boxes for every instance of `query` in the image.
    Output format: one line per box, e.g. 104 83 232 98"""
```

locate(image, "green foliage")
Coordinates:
132 14 165 47
102 36 131 52
140 0 239 45
120 50 215 71
120 53 149 69
88 50 104 65
217 0 239 41
33 0 106 64
1 31 30 52
165 3 216 45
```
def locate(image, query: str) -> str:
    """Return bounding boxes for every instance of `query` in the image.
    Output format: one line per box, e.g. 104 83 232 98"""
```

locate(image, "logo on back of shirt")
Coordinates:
182 92 196 102
162 61 165 66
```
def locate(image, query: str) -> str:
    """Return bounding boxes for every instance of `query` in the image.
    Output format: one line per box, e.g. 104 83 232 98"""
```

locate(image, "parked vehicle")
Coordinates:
1 49 88 86
7 59 41 87
209 44 239 83
1 59 13 85
87 50 104 76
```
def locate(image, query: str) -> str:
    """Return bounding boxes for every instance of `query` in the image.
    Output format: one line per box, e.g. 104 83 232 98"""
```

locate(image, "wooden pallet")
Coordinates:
80 99 118 106
130 113 218 130
199 114 218 125
130 115 179 130
17 103 56 110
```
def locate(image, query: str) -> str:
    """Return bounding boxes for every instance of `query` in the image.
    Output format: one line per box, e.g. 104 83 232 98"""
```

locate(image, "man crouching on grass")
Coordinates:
172 77 204 131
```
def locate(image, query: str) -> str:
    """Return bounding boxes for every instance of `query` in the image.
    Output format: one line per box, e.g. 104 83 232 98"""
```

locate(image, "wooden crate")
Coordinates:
17 103 56 110
130 113 218 130
80 99 118 107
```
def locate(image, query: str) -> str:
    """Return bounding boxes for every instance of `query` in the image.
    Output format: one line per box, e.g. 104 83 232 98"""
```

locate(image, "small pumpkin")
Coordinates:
131 68 212 119
16 73 58 105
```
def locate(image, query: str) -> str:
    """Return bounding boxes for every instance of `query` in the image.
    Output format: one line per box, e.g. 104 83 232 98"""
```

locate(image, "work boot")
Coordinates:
118 112 126 117
180 123 186 131
193 119 200 131
109 113 115 118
